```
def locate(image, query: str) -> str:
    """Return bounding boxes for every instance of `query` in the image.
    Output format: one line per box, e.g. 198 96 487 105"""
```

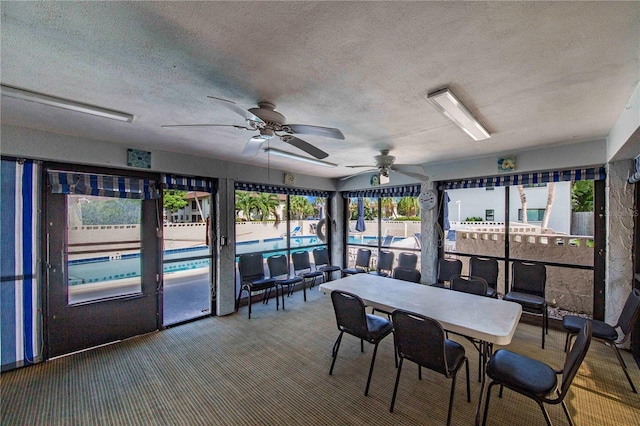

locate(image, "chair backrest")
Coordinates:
292 251 313 273
437 258 462 283
392 309 449 376
392 267 421 283
238 253 266 282
267 254 290 278
450 275 488 296
397 252 418 270
354 248 372 268
469 256 498 290
511 261 546 297
376 250 395 272
312 248 330 267
559 321 592 398
331 290 369 339
616 288 640 340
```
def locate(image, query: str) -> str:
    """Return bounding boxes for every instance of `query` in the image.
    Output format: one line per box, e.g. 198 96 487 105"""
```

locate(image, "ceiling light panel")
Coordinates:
427 88 490 141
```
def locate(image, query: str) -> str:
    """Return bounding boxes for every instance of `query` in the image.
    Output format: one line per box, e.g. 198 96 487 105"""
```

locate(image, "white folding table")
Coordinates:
319 273 522 425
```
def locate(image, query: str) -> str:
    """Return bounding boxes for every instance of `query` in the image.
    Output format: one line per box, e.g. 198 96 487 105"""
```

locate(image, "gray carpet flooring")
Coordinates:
2 287 640 425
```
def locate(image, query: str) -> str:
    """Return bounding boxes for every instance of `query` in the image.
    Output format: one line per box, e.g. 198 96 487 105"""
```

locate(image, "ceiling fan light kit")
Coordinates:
427 88 490 141
1 84 134 123
264 148 337 167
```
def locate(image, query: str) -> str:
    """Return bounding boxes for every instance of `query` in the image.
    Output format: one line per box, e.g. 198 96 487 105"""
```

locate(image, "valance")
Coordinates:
235 182 329 197
162 174 214 192
342 184 422 198
48 171 159 199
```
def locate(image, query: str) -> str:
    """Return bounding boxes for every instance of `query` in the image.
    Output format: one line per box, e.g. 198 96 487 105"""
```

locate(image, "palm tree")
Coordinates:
397 196 419 217
235 191 254 220
254 193 281 221
380 197 395 219
287 195 313 220
541 182 556 230
517 185 528 224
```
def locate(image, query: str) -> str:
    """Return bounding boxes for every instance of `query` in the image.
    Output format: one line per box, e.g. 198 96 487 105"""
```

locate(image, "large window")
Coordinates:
344 185 422 273
442 167 604 318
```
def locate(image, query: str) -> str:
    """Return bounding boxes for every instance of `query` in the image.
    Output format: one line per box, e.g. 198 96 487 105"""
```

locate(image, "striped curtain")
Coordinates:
48 170 159 199
440 166 606 190
235 181 329 197
342 184 422 198
1 158 40 370
162 174 215 192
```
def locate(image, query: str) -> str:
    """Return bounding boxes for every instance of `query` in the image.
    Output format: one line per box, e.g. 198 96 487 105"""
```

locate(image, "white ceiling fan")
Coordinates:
341 149 429 181
162 97 344 159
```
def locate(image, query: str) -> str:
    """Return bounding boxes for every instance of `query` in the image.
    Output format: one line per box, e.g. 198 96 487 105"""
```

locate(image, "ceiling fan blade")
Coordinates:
161 124 250 129
207 96 265 124
241 136 264 157
391 165 429 181
286 124 345 140
346 164 376 168
280 135 329 159
340 168 377 180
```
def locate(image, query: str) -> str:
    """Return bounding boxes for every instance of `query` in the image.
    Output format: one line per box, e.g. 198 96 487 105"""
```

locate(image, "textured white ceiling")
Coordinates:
1 2 638 178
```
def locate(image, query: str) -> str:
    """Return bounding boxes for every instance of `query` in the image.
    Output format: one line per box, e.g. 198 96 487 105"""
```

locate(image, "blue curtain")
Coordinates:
1 158 41 370
355 197 366 232
628 155 640 184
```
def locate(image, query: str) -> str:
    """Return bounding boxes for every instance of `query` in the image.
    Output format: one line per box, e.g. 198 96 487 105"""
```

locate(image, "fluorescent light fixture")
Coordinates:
264 148 337 167
0 84 134 123
427 88 490 141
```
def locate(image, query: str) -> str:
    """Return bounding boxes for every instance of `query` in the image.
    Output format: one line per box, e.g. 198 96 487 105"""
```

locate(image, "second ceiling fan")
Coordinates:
342 150 429 181
163 97 344 159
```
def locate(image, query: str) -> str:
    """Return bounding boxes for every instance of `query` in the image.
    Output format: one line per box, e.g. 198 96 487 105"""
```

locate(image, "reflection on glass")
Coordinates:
67 195 142 304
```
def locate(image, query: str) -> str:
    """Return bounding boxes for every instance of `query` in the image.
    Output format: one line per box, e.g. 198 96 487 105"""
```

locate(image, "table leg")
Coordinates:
475 340 491 426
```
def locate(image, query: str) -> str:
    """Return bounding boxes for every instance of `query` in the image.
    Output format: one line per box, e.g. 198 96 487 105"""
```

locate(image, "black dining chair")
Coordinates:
236 253 278 319
267 254 303 310
342 248 371 276
435 257 462 288
450 274 488 296
312 247 341 282
392 267 421 283
329 290 395 396
369 250 394 277
504 261 548 349
390 309 470 426
563 288 640 393
291 251 323 302
482 321 592 426
469 256 499 298
449 274 489 381
397 252 418 270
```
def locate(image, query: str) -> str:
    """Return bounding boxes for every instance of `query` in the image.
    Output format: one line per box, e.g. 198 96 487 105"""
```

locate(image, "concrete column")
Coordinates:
421 181 438 284
215 178 237 316
605 159 635 332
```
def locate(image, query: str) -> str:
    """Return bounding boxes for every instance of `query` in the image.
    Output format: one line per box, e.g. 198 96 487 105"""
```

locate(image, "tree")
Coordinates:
254 193 281 220
380 197 395 219
572 180 594 212
540 182 556 230
81 199 141 225
517 185 528 224
163 190 188 213
397 196 419 217
287 195 313 220
235 191 255 220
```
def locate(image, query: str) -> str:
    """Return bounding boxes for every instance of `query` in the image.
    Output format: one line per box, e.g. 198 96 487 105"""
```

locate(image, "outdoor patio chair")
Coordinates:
312 247 341 282
267 254 303 310
369 250 394 277
342 248 371 276
563 288 640 393
291 251 323 301
329 290 395 396
469 256 499 298
434 257 462 288
504 261 548 349
482 321 592 426
236 253 278 319
397 252 418 270
390 309 470 426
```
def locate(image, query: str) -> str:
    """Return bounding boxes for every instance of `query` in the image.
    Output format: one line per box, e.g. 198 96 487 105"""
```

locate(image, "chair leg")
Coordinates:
364 342 380 396
447 371 458 426
329 331 344 375
539 401 553 426
279 285 285 310
560 391 575 426
360 338 364 353
482 381 496 426
612 343 638 393
564 332 571 352
465 358 471 402
303 279 307 302
389 358 404 412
